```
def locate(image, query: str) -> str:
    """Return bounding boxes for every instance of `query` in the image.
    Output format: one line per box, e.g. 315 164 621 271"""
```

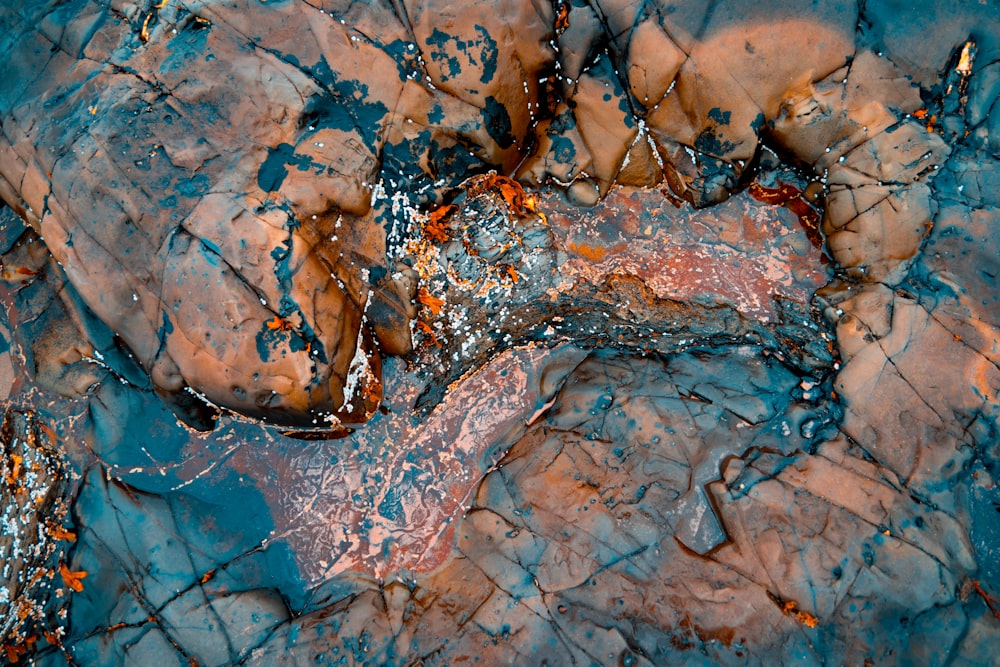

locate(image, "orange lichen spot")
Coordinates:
567 241 607 262
4 643 26 663
266 315 294 332
107 622 128 632
415 320 442 347
5 453 23 484
417 288 445 316
498 181 525 211
781 600 819 628
469 174 530 213
59 563 88 593
200 569 216 585
912 108 928 120
49 525 76 542
463 173 550 226
504 265 520 283
555 1 570 32
425 205 454 243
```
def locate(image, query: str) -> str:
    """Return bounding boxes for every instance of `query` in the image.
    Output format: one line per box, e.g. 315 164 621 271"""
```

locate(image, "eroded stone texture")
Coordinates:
0 0 856 427
1 0 1000 665
0 410 76 661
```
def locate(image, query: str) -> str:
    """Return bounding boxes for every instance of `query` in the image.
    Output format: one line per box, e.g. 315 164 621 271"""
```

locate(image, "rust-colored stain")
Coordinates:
545 179 830 322
749 180 825 251
424 204 454 243
417 288 445 316
59 563 87 593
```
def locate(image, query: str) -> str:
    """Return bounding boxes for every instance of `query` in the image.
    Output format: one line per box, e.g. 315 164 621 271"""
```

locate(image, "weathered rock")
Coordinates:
1 0 1000 665
0 410 75 659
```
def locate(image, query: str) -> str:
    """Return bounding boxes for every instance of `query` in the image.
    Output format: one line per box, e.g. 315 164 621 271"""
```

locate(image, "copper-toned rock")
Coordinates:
2 1 1000 665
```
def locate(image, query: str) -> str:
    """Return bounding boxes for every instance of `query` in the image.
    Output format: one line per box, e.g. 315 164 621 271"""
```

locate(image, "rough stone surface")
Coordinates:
0 1 999 665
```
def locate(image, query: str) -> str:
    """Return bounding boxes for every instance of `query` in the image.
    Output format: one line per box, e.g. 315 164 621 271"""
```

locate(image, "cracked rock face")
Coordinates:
1 0 1000 664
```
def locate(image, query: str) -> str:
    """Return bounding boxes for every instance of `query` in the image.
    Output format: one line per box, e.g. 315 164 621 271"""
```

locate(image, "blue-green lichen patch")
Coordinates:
425 25 499 85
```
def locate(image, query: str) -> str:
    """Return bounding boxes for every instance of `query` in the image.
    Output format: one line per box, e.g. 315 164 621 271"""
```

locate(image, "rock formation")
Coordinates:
1 0 999 664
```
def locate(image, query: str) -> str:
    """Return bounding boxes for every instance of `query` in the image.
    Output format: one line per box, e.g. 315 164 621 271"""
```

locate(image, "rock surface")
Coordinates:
1 0 999 664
